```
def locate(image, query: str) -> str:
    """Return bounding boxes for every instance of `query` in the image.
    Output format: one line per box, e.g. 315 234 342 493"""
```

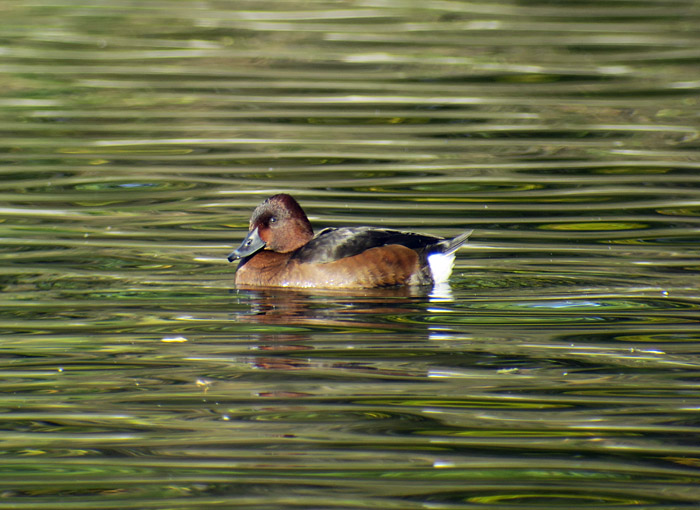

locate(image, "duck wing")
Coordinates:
292 227 443 264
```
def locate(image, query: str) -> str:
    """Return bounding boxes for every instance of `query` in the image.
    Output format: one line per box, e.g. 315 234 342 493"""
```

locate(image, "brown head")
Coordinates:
228 194 314 261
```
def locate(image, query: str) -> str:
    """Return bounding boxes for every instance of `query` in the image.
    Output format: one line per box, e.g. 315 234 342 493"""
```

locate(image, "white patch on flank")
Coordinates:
427 251 456 285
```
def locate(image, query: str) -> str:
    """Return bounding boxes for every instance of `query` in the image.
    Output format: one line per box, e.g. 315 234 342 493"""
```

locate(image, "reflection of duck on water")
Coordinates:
228 285 439 375
228 194 471 289
232 285 427 331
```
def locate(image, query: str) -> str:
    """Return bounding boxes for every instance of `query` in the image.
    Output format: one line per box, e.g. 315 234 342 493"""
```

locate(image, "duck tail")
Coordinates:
427 230 473 284
442 230 473 254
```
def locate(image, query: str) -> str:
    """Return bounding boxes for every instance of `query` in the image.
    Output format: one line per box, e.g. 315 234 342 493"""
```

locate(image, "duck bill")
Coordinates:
227 227 266 261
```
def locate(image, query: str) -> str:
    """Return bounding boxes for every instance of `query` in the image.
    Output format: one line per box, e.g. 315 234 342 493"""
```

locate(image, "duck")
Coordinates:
227 194 472 289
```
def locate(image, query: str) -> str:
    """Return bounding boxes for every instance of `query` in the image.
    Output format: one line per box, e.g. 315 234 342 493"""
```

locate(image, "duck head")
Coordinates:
227 194 314 261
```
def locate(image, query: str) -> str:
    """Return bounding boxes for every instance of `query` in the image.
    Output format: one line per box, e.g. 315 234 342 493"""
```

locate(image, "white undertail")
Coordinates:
427 230 472 284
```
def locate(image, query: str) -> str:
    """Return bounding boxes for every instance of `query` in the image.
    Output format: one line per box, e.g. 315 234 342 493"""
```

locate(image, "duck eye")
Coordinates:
269 216 277 224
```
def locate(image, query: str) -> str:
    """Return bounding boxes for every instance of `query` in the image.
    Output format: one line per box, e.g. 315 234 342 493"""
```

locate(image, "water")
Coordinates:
2 0 700 508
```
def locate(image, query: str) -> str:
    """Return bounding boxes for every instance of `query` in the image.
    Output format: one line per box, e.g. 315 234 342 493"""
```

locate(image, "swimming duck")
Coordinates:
228 194 471 289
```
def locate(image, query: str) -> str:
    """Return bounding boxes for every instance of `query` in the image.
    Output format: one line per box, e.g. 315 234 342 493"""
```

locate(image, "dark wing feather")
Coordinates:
292 227 442 264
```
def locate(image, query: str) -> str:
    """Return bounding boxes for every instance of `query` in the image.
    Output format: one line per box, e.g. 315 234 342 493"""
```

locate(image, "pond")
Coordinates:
2 0 700 508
